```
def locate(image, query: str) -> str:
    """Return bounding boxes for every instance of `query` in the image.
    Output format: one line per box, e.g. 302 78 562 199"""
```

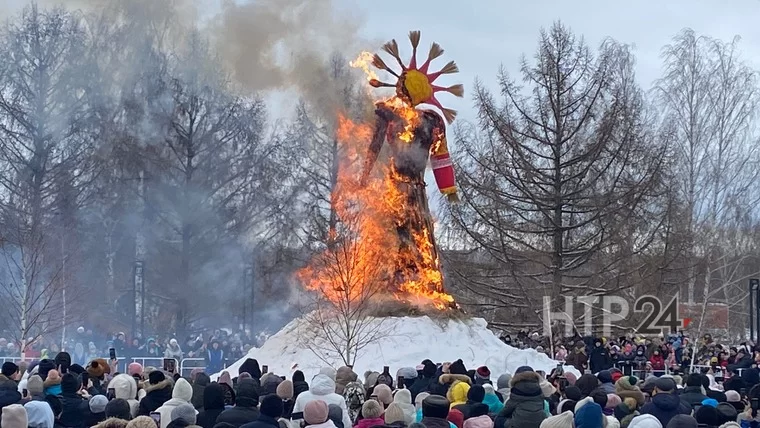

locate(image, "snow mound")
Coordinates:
217 315 578 380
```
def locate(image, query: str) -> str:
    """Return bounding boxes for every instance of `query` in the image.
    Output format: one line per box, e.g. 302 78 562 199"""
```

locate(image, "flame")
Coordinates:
349 51 379 81
297 67 454 310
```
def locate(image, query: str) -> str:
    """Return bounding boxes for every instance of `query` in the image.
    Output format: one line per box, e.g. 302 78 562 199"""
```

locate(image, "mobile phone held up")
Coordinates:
81 372 89 390
163 358 176 373
150 412 161 427
107 388 116 401
109 348 117 361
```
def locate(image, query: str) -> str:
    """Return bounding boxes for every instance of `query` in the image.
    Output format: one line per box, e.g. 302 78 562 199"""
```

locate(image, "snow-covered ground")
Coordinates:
216 315 579 381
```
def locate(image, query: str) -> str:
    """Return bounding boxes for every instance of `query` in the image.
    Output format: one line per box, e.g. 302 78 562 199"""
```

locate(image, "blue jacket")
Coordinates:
206 348 224 374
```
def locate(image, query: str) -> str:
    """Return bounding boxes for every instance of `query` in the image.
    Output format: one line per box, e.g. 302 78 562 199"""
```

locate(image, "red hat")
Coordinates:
476 366 491 378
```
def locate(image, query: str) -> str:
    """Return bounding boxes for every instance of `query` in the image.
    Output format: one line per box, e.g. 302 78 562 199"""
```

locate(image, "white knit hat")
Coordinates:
540 411 573 428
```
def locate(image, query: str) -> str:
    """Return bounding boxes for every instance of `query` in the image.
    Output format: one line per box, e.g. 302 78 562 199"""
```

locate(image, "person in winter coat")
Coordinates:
205 342 225 376
44 370 63 396
408 361 437 403
238 359 263 382
574 397 605 428
110 374 140 418
335 367 358 396
154 378 194 428
590 340 611 374
58 373 90 427
420 396 452 428
494 368 546 428
481 384 504 415
215 378 260 427
164 339 183 362
218 371 237 407
392 389 416 425
240 394 283 428
649 350 666 373
26 375 46 402
304 400 337 428
25 400 55 428
293 374 352 428
87 395 109 426
355 399 384 428
615 376 645 407
679 374 708 408
196 383 226 428
292 371 309 400
452 385 488 420
138 371 173 416
276 380 295 419
445 376 471 410
191 373 210 410
640 378 690 427
496 374 511 403
261 374 282 396
342 381 365 424
597 371 616 395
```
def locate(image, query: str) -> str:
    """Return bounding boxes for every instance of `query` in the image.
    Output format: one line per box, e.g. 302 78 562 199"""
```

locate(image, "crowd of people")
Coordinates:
0 344 759 428
0 328 254 375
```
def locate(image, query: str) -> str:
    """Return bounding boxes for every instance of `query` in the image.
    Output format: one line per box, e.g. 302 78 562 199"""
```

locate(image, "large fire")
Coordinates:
296 52 454 311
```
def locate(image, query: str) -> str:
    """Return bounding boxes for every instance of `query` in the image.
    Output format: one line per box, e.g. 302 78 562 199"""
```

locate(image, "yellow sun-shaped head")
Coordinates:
399 70 434 106
369 31 464 124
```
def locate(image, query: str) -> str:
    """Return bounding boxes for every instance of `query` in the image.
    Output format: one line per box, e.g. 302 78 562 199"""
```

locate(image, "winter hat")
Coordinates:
148 370 165 385
1 362 18 378
304 400 330 425
422 395 450 419
606 394 622 409
127 363 143 377
105 398 132 420
654 377 675 392
373 384 393 405
449 360 468 376
497 373 512 389
384 403 405 424
701 398 719 408
89 395 109 413
61 373 80 394
170 403 197 425
476 366 490 380
328 404 344 428
24 400 54 428
397 367 418 380
88 359 111 378
540 380 557 398
467 385 486 403
685 374 702 388
448 409 464 428
394 388 412 404
616 376 639 391
37 359 55 381
2 404 28 427
716 403 738 426
611 370 624 383
172 378 193 402
362 399 384 419
127 416 161 428
463 415 494 428
319 367 337 382
628 414 663 428
540 411 574 428
45 369 61 384
415 392 430 410
515 366 533 374
557 399 577 414
276 380 294 400
27 375 43 397
725 390 741 402
564 386 583 401
260 394 284 419
598 370 613 384
695 405 719 426
69 364 85 376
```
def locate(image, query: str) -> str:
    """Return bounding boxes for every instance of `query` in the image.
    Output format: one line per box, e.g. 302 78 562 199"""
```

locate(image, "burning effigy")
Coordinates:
298 31 462 311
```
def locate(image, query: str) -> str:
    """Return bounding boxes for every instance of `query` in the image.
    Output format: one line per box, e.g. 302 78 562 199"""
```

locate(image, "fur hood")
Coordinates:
510 371 540 388
439 374 472 385
143 379 173 394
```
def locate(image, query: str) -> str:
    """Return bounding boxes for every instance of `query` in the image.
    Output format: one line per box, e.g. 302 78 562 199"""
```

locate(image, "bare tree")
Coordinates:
445 22 668 330
656 29 760 340
296 208 388 366
0 5 92 346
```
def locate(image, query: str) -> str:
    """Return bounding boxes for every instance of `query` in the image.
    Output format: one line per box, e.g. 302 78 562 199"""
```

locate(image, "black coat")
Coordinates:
198 383 227 428
409 377 436 402
495 371 546 428
640 393 691 427
192 373 211 410
241 414 281 428
138 379 173 416
59 393 90 427
679 386 708 407
293 381 309 399
216 379 261 427
590 346 611 373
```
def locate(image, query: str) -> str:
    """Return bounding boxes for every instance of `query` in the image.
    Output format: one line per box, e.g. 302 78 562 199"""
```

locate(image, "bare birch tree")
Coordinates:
445 22 668 329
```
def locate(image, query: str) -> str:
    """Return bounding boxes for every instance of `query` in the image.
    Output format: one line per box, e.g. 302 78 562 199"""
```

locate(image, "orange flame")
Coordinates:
349 51 379 81
297 53 454 310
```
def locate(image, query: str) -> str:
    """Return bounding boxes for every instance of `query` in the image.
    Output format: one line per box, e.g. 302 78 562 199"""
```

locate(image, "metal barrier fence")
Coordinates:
0 356 223 377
